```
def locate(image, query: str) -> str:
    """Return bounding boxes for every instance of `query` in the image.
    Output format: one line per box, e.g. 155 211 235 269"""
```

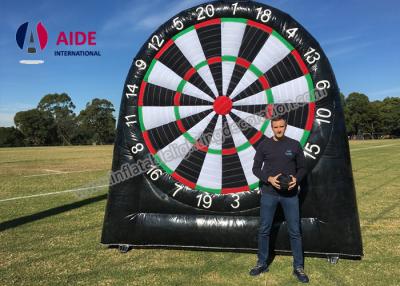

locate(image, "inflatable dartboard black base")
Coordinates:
101 0 363 260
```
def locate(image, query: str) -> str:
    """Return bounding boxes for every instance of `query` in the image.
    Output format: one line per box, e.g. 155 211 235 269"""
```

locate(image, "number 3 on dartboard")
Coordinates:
230 194 240 209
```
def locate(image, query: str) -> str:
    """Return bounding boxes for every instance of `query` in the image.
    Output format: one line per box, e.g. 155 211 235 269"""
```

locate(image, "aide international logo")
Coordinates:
16 21 101 65
16 22 48 64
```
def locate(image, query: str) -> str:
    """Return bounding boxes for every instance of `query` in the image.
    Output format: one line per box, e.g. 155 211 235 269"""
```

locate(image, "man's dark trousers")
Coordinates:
257 191 304 269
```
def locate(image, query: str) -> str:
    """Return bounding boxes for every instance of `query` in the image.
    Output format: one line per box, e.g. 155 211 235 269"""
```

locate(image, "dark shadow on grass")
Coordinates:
0 194 107 232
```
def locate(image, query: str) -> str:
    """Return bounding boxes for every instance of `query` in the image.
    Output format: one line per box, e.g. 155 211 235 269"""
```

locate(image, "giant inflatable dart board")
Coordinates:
102 0 363 260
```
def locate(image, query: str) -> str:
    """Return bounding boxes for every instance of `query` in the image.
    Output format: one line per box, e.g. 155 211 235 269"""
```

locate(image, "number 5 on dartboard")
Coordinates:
173 17 184 30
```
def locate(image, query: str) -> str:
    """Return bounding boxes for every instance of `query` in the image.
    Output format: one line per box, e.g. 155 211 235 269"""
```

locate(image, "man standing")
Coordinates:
249 116 309 283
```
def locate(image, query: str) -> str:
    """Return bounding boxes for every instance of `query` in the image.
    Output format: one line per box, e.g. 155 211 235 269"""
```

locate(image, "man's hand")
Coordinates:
288 175 297 190
268 173 281 189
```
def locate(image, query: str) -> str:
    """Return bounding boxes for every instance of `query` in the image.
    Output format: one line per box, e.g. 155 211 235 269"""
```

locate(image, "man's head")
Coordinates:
271 116 287 140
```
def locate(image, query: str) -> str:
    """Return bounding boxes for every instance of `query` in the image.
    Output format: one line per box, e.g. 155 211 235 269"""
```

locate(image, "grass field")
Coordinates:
0 140 399 285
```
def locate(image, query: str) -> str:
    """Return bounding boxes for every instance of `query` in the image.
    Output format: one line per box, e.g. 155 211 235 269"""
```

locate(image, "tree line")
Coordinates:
0 92 399 147
0 93 116 147
341 93 399 138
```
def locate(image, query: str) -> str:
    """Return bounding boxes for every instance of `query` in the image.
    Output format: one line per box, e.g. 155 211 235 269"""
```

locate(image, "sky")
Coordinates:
1 0 399 127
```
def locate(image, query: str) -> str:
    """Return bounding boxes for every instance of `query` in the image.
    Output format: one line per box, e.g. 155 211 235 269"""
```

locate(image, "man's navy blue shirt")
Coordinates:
252 136 306 196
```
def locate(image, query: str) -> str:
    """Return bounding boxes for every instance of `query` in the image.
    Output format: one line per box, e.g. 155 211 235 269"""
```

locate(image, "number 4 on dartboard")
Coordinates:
286 27 298 39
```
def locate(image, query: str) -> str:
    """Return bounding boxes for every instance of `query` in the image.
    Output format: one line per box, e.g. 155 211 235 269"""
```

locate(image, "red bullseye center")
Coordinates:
213 96 232 115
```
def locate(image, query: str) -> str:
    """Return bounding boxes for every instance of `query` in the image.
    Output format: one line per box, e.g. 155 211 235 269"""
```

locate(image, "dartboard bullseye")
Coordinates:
213 96 232 115
124 1 335 211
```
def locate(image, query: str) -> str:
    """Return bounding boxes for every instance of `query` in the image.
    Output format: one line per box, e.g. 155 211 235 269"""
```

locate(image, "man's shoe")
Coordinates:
249 265 269 276
293 267 309 283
